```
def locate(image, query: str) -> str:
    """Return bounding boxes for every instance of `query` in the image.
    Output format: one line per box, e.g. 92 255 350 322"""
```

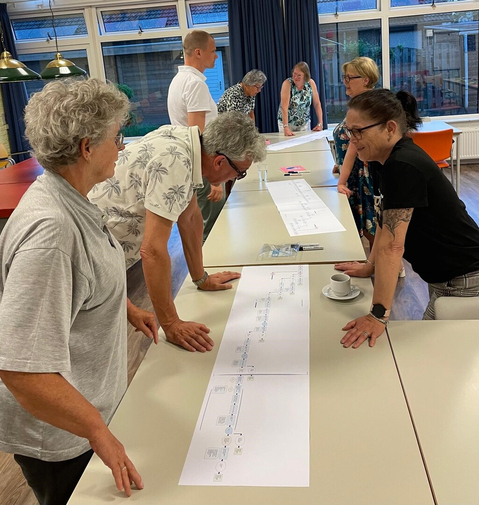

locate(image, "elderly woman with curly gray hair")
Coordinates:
0 78 158 505
217 69 267 123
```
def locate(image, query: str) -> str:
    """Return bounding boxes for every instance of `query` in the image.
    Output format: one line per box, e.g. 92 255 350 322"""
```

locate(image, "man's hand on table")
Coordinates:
198 271 241 291
340 314 387 349
207 184 223 202
164 319 214 352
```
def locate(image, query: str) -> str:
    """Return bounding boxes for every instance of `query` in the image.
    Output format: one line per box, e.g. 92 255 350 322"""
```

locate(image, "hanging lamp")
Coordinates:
0 20 41 82
41 0 86 79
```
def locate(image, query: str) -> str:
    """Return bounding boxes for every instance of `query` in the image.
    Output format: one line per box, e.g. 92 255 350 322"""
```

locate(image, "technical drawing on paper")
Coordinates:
179 265 310 487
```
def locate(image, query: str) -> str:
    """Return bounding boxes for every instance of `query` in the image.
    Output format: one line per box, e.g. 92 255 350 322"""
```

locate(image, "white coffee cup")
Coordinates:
330 273 351 297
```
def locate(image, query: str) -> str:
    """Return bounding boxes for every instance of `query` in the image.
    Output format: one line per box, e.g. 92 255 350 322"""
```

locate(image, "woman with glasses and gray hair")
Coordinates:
217 69 267 124
335 88 479 349
278 61 324 136
0 78 158 505
333 57 380 248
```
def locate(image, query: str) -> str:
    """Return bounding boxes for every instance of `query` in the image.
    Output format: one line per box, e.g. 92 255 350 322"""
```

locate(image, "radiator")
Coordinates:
452 128 479 160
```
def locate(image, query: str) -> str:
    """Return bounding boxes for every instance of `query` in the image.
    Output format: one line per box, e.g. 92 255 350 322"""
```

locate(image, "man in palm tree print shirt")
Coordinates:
90 112 266 353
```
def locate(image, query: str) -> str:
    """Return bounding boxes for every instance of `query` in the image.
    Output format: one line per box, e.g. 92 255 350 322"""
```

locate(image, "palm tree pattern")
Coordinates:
89 126 202 266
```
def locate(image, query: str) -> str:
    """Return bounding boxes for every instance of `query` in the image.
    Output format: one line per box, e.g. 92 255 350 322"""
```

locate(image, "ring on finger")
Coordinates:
362 331 370 338
121 466 127 471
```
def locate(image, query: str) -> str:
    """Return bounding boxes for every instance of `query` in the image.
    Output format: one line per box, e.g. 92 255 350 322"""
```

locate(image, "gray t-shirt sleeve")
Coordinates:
0 247 90 373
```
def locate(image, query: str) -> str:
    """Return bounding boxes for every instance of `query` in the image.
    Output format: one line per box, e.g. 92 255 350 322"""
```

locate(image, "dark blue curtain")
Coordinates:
0 4 30 161
284 0 328 129
227 0 286 133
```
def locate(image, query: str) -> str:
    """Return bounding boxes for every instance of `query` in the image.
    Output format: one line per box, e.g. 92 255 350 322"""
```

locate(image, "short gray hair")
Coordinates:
202 111 266 163
242 69 267 87
24 78 130 173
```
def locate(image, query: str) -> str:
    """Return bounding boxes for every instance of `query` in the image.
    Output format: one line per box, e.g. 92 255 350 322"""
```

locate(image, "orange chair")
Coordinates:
411 129 454 170
0 143 15 170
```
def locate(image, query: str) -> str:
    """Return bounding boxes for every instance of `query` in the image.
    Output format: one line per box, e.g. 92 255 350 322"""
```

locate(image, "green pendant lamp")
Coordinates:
41 0 86 80
0 21 41 82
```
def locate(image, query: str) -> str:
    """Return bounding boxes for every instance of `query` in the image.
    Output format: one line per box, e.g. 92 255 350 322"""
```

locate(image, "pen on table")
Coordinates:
298 243 324 251
286 171 311 174
283 173 303 177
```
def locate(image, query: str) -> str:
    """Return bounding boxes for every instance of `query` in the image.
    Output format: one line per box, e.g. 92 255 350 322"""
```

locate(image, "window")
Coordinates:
12 14 87 41
188 2 228 26
320 20 382 123
389 12 478 115
317 0 377 16
391 0 467 7
20 49 89 97
102 37 183 135
99 5 179 34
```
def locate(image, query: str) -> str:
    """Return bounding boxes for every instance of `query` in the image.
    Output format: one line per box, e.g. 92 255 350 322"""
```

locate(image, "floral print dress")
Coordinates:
333 120 376 237
277 78 312 128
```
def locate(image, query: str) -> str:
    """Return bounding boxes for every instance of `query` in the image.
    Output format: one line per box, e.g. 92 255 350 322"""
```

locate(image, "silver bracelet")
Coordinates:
192 270 209 287
365 259 375 267
368 312 389 326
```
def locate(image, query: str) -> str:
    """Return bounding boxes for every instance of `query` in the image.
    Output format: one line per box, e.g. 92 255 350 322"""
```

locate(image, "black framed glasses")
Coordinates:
341 74 362 83
216 152 248 180
253 84 263 91
344 122 385 140
114 133 124 149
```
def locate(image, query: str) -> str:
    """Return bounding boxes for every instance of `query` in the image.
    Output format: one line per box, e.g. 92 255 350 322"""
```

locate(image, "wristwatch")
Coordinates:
192 270 209 288
370 303 391 319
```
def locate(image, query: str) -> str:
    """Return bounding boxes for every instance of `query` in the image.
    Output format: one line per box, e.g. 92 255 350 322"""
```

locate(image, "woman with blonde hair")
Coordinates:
333 57 380 248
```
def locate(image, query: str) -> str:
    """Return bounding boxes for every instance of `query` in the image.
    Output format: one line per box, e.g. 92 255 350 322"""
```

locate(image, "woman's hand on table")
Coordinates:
312 123 323 131
337 184 352 198
127 303 159 344
89 427 143 497
334 261 374 278
340 315 387 349
283 126 294 136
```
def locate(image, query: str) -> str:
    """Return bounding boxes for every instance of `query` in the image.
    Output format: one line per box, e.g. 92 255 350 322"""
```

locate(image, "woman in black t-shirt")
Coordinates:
334 88 479 349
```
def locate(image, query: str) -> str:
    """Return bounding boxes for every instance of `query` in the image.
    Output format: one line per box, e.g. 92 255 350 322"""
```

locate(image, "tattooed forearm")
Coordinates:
383 208 413 239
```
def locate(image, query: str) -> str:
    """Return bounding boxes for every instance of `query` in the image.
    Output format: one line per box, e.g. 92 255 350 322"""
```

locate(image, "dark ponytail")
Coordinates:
396 90 422 131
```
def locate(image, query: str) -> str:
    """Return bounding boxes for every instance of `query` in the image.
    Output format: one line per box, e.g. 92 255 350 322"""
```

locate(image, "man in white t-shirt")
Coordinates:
91 112 266 353
168 30 225 242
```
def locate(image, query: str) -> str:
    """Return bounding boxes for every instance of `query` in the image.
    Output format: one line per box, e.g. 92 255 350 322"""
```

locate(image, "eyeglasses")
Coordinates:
216 152 248 180
342 74 362 84
253 84 263 91
114 133 124 149
344 121 385 140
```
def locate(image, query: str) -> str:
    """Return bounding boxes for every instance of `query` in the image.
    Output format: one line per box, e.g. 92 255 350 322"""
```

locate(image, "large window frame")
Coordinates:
318 0 479 121
7 0 479 122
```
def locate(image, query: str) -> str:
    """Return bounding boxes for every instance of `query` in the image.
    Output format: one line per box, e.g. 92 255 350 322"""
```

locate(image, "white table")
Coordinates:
418 120 462 194
233 150 338 192
70 266 433 505
264 130 333 153
387 320 479 505
203 187 366 267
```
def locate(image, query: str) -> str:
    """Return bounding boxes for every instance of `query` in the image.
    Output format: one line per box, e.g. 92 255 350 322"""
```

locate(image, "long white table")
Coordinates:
418 120 462 194
233 150 338 192
264 130 333 153
387 320 479 505
203 187 365 267
70 266 433 505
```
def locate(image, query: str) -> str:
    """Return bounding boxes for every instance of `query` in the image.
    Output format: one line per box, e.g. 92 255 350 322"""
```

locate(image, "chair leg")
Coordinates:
449 148 455 188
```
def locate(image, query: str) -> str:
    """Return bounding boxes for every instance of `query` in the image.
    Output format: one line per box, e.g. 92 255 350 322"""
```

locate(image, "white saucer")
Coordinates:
322 284 361 300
